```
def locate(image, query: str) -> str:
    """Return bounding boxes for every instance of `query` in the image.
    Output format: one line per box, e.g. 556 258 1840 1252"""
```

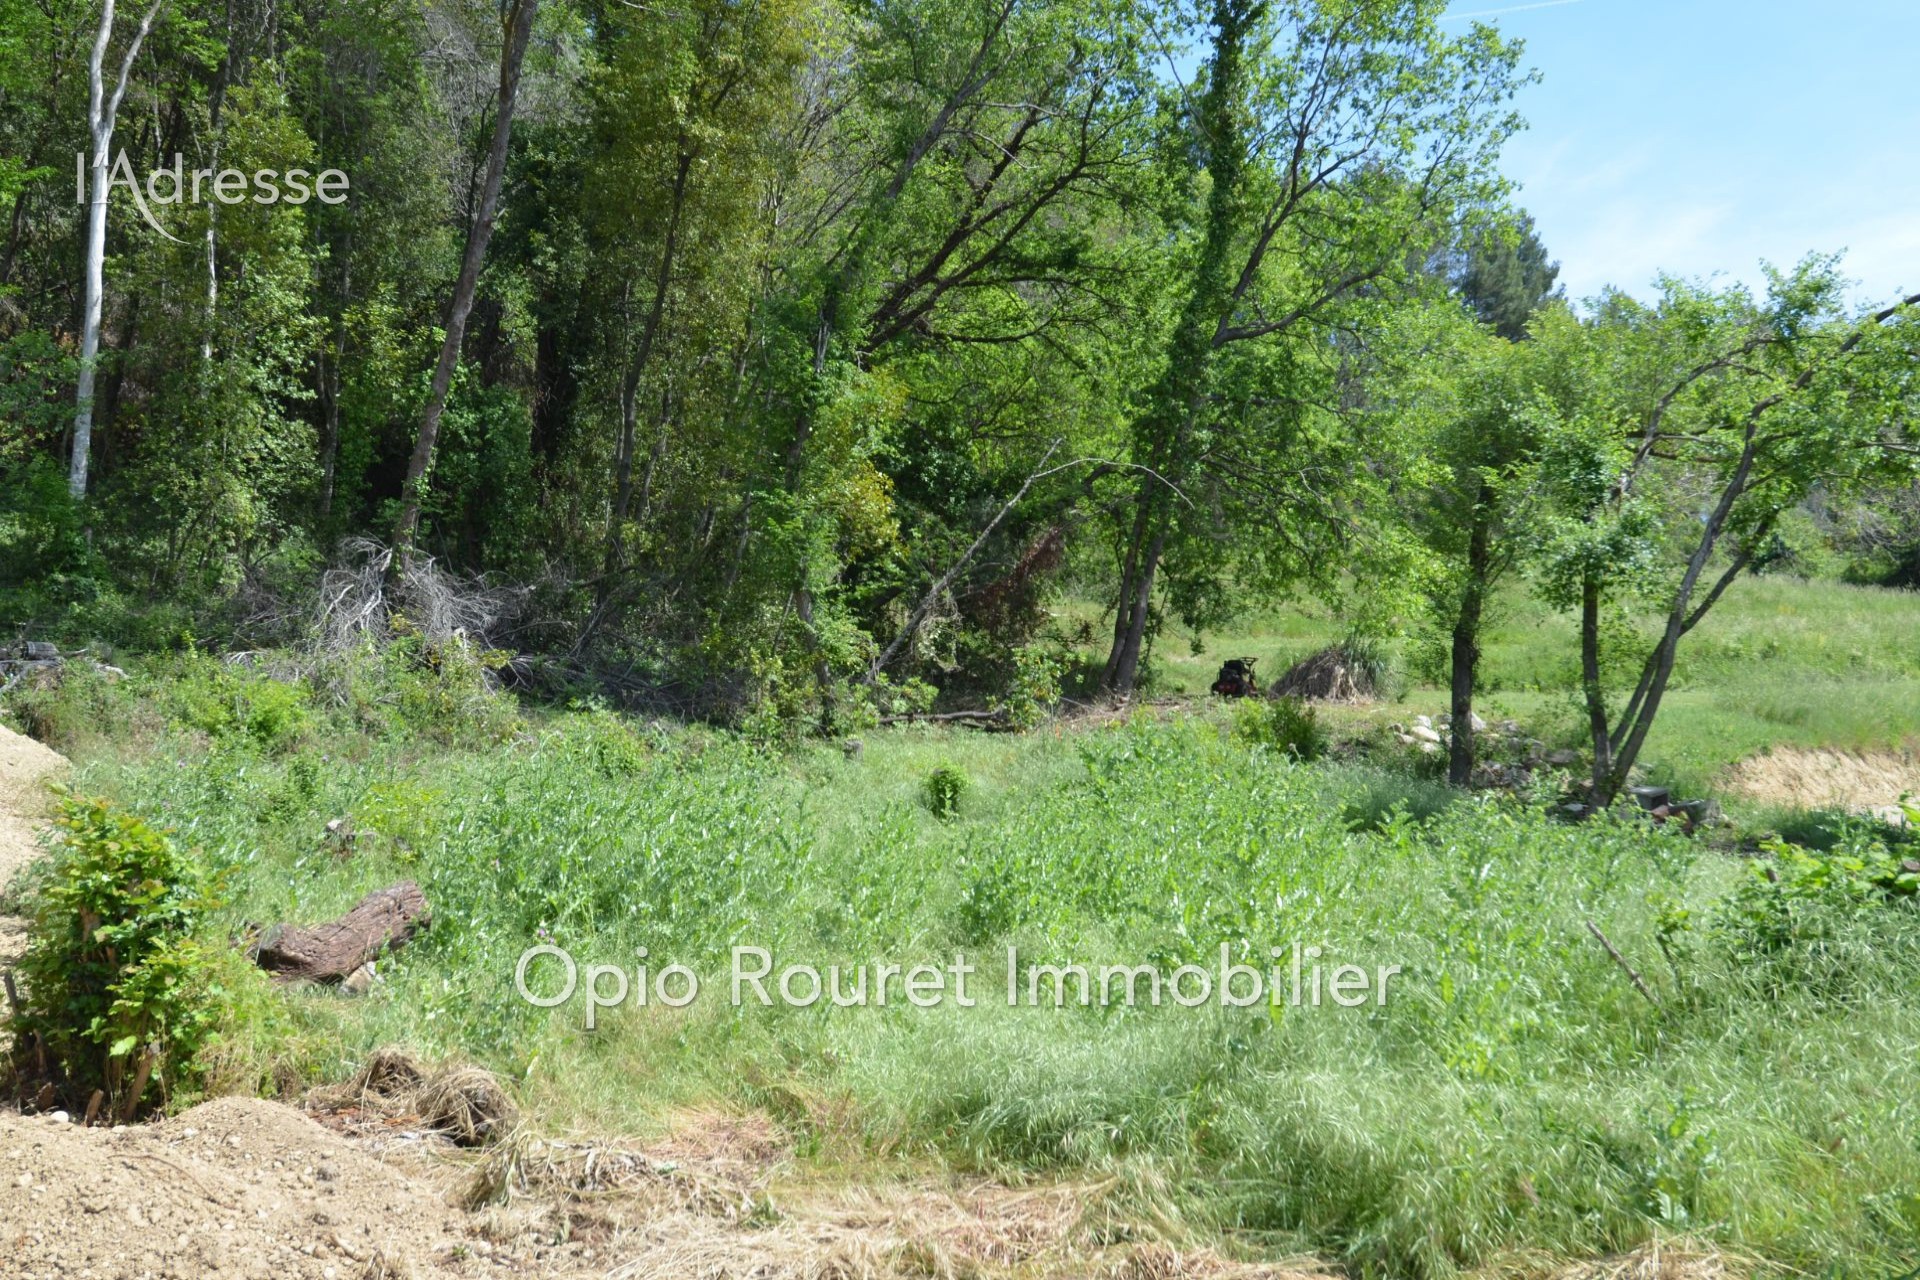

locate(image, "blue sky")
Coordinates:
1446 0 1919 306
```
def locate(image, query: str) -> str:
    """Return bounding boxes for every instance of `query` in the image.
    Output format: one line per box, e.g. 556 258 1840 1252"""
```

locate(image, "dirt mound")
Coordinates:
0 723 67 984
0 1096 491 1279
1718 746 1920 821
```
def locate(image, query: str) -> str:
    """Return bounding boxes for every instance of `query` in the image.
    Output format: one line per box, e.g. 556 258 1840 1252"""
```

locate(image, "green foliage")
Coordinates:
148 652 314 752
923 763 969 820
1718 830 1920 972
0 458 101 589
1446 209 1564 341
1232 695 1327 761
1332 765 1458 832
12 795 264 1115
990 645 1062 731
311 622 520 746
1749 505 1844 579
50 672 1920 1274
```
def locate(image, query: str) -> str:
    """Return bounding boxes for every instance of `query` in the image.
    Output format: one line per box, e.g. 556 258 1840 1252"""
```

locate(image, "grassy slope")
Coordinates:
1075 574 1920 803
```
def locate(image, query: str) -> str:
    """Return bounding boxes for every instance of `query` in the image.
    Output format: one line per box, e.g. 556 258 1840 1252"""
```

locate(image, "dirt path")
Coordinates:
0 723 68 974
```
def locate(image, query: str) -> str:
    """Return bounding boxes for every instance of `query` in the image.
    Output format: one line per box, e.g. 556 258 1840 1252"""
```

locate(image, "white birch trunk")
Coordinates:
69 0 166 499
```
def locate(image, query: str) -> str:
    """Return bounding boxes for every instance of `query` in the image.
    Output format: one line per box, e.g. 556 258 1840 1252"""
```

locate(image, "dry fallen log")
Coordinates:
875 708 1010 728
249 881 430 984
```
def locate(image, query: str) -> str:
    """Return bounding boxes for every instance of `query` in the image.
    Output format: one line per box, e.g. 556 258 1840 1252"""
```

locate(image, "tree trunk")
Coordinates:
248 881 430 984
1580 572 1611 795
1104 519 1164 695
1446 497 1491 787
70 0 165 499
605 151 693 588
318 336 343 519
1097 0 1258 694
392 0 539 563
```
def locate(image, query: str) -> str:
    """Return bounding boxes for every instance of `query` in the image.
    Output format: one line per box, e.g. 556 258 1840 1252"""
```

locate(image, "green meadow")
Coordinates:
10 573 1919 1278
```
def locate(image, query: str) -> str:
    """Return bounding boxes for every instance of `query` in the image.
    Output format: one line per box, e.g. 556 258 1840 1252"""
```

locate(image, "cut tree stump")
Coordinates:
249 881 430 984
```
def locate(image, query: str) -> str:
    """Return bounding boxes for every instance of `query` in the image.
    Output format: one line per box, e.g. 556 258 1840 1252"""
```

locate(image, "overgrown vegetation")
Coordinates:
9 795 284 1118
5 609 1918 1272
5 0 1909 759
3 0 1919 1272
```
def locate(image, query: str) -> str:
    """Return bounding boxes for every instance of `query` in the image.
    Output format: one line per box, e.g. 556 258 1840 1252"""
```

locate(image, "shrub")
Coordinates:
151 651 314 751
1 662 146 755
310 625 519 746
11 795 265 1116
925 764 969 819
1716 828 1920 990
1232 695 1327 760
1332 765 1458 831
990 644 1063 730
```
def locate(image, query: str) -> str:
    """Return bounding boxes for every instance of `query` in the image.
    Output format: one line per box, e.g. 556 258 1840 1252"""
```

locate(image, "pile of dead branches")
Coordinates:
317 539 527 655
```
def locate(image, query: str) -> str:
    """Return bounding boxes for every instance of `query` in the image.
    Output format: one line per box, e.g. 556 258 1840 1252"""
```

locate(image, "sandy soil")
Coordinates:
1718 746 1920 822
0 723 68 971
0 1097 498 1280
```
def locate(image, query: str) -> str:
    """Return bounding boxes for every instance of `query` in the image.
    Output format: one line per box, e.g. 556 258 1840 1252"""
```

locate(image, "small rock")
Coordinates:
342 963 376 996
1410 724 1442 744
47 1111 70 1126
1545 749 1577 767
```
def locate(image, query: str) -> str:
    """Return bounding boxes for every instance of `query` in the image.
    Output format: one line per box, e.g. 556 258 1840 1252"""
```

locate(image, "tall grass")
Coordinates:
55 698 1920 1277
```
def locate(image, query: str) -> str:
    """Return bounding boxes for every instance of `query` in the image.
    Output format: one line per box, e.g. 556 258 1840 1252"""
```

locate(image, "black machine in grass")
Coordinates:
1210 657 1260 698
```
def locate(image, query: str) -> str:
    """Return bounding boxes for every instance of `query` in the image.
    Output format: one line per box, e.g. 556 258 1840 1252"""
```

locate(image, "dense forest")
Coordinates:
2 0 1916 791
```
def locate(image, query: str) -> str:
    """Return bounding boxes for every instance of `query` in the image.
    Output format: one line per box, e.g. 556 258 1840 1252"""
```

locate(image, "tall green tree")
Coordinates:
1447 207 1559 340
1534 262 1920 805
1098 0 1528 693
392 0 540 564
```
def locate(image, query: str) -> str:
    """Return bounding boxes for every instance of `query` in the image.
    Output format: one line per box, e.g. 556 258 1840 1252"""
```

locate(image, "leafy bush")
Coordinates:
1232 695 1327 760
1331 765 1458 831
990 644 1062 730
11 795 268 1116
1 662 146 754
148 651 314 751
924 763 969 819
1719 830 1920 966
